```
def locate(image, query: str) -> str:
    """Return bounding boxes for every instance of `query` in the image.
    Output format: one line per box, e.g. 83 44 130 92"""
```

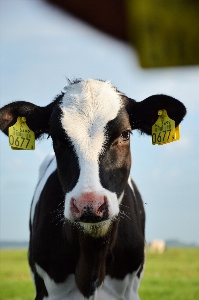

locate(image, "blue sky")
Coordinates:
0 0 199 244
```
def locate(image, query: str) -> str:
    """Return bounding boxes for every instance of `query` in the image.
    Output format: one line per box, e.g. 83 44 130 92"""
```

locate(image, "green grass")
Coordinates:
0 248 199 299
139 248 199 300
0 249 34 300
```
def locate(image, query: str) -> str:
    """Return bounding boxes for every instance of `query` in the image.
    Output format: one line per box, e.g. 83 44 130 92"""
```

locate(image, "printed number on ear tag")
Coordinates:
8 117 35 150
152 110 180 145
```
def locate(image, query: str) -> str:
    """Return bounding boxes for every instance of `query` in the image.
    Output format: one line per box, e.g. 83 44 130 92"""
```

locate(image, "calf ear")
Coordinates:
126 94 187 135
0 101 56 139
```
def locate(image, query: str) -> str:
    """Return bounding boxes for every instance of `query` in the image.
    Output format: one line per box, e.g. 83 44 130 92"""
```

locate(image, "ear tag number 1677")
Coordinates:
8 117 35 150
152 109 180 145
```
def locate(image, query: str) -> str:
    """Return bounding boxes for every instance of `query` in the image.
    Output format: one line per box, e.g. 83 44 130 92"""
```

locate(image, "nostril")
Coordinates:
72 198 80 214
98 197 107 213
71 194 108 220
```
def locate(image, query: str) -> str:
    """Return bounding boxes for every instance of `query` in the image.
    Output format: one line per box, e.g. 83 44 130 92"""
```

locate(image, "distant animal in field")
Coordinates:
149 239 166 253
0 79 186 299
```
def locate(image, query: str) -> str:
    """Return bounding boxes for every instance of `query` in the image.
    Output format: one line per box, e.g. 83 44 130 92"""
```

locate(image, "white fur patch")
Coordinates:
30 154 56 224
61 80 122 162
36 264 83 300
118 191 124 205
35 264 141 300
99 273 141 300
128 177 135 198
60 80 123 226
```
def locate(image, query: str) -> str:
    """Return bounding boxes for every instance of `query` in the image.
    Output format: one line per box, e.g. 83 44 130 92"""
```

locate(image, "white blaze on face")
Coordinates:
60 79 122 228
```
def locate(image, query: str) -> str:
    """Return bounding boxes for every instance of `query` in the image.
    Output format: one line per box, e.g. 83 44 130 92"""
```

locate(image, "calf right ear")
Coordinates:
126 94 187 135
0 101 56 139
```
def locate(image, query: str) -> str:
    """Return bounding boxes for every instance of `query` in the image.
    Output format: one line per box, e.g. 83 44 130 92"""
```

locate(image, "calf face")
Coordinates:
0 79 186 238
49 80 132 236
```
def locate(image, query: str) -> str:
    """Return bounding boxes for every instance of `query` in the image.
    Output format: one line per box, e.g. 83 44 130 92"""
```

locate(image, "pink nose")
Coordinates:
71 192 107 220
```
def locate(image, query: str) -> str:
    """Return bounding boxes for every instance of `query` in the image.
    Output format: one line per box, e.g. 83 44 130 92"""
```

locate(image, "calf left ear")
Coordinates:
0 101 56 139
126 94 187 135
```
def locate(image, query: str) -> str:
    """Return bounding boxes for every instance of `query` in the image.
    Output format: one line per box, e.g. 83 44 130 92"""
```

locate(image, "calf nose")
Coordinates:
71 192 108 221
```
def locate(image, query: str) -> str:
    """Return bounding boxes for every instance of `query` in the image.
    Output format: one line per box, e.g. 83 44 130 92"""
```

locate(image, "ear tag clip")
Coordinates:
152 109 180 145
8 117 35 150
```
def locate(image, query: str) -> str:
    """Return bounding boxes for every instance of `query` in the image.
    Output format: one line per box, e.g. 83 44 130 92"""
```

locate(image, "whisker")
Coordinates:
119 203 130 209
120 210 131 220
50 203 65 226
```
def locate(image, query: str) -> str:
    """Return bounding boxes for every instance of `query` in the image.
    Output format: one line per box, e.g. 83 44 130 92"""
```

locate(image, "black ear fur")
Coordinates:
0 100 57 139
126 94 187 135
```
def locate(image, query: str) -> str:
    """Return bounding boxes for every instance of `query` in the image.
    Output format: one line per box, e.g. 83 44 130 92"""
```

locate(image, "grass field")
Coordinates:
0 248 199 300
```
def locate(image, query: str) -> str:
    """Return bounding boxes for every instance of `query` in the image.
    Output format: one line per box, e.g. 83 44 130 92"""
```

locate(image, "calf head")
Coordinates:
0 79 186 238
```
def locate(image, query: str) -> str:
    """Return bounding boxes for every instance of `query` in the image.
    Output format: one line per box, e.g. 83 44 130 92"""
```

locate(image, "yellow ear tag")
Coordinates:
152 109 180 145
8 117 35 150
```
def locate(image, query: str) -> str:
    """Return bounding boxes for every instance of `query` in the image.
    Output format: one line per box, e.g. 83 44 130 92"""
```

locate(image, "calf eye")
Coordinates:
121 130 131 141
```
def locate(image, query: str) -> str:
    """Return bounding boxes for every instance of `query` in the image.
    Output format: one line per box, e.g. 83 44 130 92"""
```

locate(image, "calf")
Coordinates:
0 79 186 300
